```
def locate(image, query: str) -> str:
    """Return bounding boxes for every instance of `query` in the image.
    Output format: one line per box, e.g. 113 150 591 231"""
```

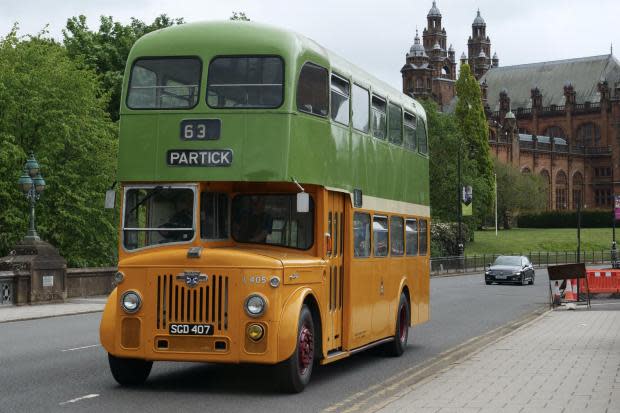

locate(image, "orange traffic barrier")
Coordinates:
583 270 620 294
564 279 577 301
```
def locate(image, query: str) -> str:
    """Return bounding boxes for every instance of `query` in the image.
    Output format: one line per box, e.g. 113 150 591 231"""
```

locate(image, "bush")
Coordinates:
431 220 471 257
517 210 613 228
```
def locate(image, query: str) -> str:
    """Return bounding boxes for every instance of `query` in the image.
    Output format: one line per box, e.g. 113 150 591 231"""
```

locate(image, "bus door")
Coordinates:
326 191 345 351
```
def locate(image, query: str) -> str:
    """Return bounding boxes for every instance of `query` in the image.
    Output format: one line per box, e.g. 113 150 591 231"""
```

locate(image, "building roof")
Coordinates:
473 10 485 27
480 54 620 111
428 1 441 17
408 30 427 58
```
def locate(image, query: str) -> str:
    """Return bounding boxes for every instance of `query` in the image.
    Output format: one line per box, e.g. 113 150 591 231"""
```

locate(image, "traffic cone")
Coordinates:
552 281 561 305
564 279 577 301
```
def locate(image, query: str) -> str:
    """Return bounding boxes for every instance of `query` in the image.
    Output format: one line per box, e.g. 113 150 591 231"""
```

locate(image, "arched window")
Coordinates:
576 123 601 147
543 126 565 139
521 167 531 174
441 66 450 77
540 170 551 210
555 171 568 210
489 130 496 141
572 172 584 209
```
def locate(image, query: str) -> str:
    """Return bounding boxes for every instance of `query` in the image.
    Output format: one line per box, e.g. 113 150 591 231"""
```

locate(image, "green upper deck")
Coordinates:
118 21 429 206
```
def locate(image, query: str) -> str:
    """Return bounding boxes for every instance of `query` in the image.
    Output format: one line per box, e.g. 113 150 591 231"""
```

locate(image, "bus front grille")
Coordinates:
156 274 229 332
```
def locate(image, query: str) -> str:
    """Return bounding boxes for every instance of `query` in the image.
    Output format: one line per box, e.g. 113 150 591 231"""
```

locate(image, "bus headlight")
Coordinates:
244 294 267 317
121 291 142 313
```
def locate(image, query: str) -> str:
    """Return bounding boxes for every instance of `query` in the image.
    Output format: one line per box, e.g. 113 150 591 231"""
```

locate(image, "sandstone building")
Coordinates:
403 2 620 211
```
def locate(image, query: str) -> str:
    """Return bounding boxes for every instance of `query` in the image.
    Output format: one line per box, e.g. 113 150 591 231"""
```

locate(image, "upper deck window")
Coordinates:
127 58 201 109
388 103 403 145
372 95 387 140
207 56 284 109
297 63 328 116
404 112 417 151
330 74 350 126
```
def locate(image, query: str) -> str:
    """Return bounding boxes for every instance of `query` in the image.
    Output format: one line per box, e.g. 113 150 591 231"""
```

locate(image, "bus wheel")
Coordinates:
279 305 315 393
386 293 409 357
108 353 153 386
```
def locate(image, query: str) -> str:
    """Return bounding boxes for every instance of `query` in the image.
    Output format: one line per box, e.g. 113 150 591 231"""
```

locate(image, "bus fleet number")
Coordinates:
180 119 221 141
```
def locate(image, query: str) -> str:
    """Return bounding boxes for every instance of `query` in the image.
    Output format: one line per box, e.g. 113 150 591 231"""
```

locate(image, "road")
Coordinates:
0 271 551 413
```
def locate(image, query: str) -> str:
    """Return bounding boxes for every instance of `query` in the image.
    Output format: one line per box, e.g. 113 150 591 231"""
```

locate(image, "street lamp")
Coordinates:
17 152 46 241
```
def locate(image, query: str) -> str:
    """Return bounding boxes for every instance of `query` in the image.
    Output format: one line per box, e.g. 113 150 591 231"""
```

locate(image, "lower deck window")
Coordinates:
123 187 195 250
231 194 314 249
353 212 371 257
373 216 388 257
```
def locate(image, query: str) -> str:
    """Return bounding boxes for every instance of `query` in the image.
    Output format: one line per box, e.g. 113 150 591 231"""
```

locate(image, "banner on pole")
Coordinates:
614 195 620 220
462 186 473 217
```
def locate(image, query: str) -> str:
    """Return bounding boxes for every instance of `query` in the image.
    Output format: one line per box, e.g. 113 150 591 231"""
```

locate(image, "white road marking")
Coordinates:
59 394 99 405
61 344 100 352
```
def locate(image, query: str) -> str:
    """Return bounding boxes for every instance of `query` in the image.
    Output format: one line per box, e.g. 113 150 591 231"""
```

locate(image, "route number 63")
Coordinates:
179 119 221 141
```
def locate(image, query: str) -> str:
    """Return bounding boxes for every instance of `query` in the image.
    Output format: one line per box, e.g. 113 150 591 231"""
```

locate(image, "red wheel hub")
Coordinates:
398 305 408 343
298 323 314 375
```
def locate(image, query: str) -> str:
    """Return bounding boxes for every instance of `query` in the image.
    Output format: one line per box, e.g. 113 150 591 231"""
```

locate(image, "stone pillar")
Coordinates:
0 240 67 305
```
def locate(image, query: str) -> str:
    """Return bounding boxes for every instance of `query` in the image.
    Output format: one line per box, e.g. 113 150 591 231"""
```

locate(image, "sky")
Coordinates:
2 0 619 90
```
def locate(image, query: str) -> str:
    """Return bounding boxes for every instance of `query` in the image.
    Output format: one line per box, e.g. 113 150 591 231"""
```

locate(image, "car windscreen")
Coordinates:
127 58 201 109
123 187 195 250
493 256 522 266
231 194 313 249
207 56 283 108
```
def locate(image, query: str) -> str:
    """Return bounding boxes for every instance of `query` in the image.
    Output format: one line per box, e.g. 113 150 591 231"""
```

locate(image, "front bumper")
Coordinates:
485 273 523 283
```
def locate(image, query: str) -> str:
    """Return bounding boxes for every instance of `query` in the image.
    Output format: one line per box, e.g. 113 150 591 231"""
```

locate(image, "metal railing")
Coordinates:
0 272 15 305
431 250 616 276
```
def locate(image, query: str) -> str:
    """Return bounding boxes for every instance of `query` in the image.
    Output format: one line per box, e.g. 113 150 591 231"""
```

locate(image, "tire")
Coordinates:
279 305 315 393
485 281 492 285
521 274 527 286
529 272 535 285
385 293 410 357
108 353 152 386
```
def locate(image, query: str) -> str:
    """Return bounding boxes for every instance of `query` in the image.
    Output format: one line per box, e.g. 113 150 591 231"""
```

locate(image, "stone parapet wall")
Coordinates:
66 267 116 298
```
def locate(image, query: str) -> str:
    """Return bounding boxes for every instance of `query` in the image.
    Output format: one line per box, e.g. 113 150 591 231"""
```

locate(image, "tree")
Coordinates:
421 98 462 222
455 63 495 227
494 160 548 228
0 28 118 267
230 12 250 21
63 15 184 121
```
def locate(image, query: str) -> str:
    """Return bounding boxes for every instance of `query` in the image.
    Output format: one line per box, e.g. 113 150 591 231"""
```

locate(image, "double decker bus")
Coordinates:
100 21 430 393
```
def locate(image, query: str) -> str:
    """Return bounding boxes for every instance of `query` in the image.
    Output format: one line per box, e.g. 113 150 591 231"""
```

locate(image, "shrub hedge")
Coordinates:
517 209 614 228
431 220 472 257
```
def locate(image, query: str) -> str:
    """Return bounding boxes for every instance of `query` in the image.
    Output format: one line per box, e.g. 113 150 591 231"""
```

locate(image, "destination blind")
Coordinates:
167 150 233 167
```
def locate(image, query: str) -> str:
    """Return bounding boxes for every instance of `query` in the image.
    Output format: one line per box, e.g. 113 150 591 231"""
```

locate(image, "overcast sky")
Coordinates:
2 0 619 90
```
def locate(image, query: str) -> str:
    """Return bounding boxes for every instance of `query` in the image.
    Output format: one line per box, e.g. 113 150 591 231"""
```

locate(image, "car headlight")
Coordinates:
244 294 267 317
120 290 142 313
513 271 521 276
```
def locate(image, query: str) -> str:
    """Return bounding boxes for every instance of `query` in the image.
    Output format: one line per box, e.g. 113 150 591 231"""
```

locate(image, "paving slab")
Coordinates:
375 310 620 413
0 296 106 323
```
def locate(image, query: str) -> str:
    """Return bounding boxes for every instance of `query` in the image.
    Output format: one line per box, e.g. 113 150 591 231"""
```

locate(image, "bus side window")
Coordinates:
419 219 428 255
297 63 329 116
371 95 387 140
200 192 229 240
405 218 418 256
388 103 403 146
331 74 350 126
373 215 388 257
418 118 428 154
390 216 404 256
404 112 417 151
352 84 370 133
353 212 370 258
328 212 332 256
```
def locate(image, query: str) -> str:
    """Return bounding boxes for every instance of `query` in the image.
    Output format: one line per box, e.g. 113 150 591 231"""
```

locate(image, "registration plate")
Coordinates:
169 324 214 335
495 275 507 279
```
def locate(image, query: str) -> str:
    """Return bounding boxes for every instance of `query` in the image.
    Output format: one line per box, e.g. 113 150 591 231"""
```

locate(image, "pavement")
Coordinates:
374 304 620 413
0 296 106 323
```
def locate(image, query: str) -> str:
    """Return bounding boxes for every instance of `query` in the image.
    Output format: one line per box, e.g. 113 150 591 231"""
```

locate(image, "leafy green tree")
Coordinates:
421 98 461 221
230 12 250 21
494 160 548 228
455 63 495 227
63 14 184 121
0 28 118 267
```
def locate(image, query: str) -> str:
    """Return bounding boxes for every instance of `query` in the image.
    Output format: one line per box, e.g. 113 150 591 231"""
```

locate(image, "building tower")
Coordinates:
402 1 457 108
467 9 497 79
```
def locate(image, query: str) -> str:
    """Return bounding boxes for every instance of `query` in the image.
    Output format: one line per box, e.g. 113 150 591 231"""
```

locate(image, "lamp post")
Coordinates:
17 152 46 241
